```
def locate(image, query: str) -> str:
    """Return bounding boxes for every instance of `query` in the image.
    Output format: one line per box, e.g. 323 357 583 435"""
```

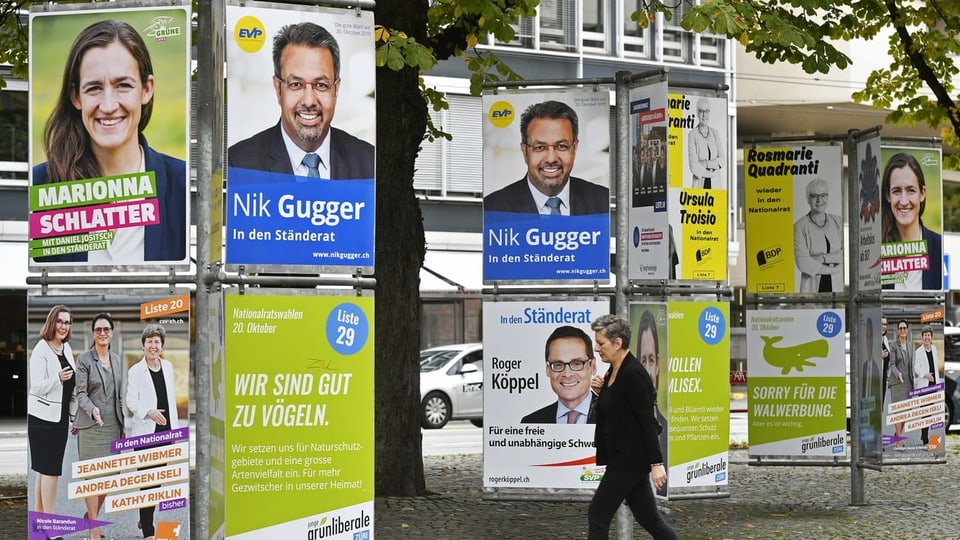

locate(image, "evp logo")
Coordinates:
234 16 267 53
487 100 515 128
755 245 783 268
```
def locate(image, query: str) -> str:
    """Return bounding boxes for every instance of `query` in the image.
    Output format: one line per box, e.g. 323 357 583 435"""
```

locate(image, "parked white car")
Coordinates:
419 343 483 429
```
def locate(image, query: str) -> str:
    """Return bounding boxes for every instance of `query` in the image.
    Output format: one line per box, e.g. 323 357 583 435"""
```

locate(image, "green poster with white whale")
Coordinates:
223 293 374 539
747 308 846 457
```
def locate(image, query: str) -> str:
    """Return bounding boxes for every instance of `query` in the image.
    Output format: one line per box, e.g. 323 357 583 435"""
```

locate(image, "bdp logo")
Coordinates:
234 16 266 53
755 244 783 268
488 101 515 128
695 247 712 264
156 522 181 540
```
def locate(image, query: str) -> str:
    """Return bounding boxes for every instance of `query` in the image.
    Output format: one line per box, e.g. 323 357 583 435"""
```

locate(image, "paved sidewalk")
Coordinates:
3 424 959 539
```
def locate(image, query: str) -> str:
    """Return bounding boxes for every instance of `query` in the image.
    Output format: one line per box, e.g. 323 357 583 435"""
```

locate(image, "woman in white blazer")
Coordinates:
126 323 179 540
27 304 76 516
913 324 942 446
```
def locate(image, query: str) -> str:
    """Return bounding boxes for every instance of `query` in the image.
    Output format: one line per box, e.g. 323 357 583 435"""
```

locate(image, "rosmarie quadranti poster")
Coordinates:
857 136 883 291
27 292 191 540
627 82 673 281
879 147 943 291
747 308 847 457
28 5 191 268
223 293 373 539
663 301 730 491
666 93 728 281
881 308 947 459
225 3 375 268
482 89 610 282
482 300 609 489
744 145 844 294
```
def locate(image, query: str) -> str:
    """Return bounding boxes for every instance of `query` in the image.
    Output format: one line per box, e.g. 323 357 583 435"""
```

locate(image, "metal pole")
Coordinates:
846 130 865 505
613 69 633 540
194 0 224 537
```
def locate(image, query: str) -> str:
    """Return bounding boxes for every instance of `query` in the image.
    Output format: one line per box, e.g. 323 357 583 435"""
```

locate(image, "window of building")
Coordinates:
0 90 28 180
622 0 650 58
582 0 608 52
414 94 483 196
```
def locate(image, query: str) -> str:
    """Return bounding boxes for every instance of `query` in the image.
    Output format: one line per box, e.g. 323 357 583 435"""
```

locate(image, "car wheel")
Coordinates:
422 392 451 429
470 419 483 428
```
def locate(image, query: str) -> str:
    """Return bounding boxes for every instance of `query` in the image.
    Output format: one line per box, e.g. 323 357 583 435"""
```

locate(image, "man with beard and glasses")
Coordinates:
228 22 374 180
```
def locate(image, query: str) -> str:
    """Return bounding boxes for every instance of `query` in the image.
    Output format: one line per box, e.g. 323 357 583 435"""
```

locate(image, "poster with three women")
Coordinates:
27 292 192 540
28 4 191 269
744 144 844 294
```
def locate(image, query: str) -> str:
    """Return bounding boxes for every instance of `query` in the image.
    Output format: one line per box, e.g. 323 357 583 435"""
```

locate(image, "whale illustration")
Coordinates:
760 336 829 375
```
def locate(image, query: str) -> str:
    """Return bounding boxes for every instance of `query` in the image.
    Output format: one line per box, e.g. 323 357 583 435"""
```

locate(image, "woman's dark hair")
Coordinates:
880 152 925 243
43 19 154 182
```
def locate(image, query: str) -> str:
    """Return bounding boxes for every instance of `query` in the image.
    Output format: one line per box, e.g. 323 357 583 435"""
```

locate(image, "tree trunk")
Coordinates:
373 0 429 497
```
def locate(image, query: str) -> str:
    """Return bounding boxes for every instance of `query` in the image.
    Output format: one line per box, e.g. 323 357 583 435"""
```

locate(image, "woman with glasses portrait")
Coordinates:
793 177 844 293
27 304 77 519
73 313 124 540
888 320 913 450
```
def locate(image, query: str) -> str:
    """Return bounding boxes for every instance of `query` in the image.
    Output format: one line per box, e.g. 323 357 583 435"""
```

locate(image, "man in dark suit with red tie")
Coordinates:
522 326 599 424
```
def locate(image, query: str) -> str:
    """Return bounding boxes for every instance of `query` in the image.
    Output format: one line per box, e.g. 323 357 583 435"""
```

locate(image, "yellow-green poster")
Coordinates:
745 145 843 293
747 308 846 456
665 301 730 490
667 93 728 280
223 293 374 539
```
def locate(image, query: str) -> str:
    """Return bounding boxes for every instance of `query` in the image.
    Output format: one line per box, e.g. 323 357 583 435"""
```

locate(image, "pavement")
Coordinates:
2 418 960 539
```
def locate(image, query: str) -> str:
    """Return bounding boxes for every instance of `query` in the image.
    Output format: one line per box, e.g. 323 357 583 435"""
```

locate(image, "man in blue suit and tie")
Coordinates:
484 100 608 215
229 22 374 180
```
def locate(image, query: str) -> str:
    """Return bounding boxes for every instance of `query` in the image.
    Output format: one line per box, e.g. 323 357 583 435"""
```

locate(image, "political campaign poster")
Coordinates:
857 307 884 465
747 308 847 457
482 300 609 489
744 144 844 294
663 301 730 491
667 93 727 281
209 290 227 540
881 308 947 459
482 89 610 282
27 291 192 539
223 293 374 539
879 147 943 291
226 3 376 269
856 136 883 291
28 5 191 269
627 81 674 281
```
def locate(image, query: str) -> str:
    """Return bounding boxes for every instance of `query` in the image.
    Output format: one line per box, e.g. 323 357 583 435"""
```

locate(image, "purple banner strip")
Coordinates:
111 427 189 452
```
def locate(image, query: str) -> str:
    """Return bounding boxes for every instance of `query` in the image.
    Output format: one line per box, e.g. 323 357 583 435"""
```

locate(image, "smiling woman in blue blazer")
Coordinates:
587 314 678 540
